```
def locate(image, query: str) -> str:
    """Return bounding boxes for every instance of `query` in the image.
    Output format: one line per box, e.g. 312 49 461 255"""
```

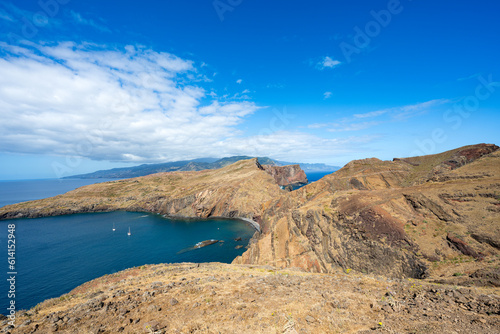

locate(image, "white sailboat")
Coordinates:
127 227 131 236
112 223 116 232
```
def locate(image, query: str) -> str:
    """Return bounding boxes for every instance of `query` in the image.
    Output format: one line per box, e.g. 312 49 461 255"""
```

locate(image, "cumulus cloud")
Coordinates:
323 91 332 99
0 41 260 162
317 56 341 70
0 42 383 165
236 79 243 84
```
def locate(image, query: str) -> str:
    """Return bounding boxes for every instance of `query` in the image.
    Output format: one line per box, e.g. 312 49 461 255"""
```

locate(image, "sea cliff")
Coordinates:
1 145 499 283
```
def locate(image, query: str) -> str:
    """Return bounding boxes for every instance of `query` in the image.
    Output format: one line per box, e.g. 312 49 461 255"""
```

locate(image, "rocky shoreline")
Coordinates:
235 217 261 233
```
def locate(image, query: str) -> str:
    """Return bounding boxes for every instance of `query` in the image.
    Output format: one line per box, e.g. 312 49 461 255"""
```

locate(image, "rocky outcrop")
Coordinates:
446 233 484 259
263 164 308 186
1 144 499 284
194 239 219 248
235 144 500 282
436 143 499 172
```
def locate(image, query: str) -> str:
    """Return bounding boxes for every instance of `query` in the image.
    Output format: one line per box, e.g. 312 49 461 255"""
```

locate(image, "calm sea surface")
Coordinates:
0 178 124 208
0 172 335 312
306 171 335 182
0 179 256 312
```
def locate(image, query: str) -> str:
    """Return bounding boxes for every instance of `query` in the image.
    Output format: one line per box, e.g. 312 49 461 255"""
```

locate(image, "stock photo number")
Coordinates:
7 223 16 327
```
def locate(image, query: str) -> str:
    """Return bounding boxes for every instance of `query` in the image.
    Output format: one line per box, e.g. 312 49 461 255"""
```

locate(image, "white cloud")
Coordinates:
69 10 111 33
317 56 341 70
309 99 452 133
353 109 389 119
0 42 260 162
236 79 243 84
353 99 451 121
308 123 328 129
0 42 384 165
327 121 381 132
218 131 378 161
323 91 332 99
394 99 450 120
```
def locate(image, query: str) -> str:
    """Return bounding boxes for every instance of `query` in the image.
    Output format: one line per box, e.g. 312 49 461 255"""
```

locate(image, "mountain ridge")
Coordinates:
2 143 498 281
63 156 340 179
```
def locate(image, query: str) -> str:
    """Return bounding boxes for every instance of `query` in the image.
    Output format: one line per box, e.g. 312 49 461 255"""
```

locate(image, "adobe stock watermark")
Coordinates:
213 0 243 22
339 0 411 64
7 0 71 44
6 223 17 328
411 74 499 157
245 106 295 156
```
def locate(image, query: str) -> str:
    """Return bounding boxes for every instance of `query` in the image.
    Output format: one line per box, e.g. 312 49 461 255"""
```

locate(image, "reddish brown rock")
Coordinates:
447 233 484 260
263 164 308 186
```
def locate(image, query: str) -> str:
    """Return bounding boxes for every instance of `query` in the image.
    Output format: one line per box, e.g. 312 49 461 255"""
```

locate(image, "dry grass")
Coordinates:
9 263 500 334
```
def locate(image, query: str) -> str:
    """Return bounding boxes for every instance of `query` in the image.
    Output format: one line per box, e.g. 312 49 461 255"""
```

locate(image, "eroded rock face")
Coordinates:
263 164 308 186
1 144 499 282
0 159 284 224
235 144 500 281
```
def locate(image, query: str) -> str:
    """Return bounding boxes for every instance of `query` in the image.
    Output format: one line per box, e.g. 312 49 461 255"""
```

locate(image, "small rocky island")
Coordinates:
194 239 219 249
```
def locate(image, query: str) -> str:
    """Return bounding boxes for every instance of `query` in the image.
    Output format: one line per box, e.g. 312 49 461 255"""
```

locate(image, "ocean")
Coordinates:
0 179 255 312
0 178 124 208
306 171 335 182
0 171 336 312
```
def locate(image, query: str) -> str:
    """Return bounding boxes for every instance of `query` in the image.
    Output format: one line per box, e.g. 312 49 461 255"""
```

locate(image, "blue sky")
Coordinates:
0 0 499 179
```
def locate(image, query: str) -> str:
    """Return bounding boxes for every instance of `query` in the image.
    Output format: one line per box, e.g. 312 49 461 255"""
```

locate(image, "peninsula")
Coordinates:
1 143 499 333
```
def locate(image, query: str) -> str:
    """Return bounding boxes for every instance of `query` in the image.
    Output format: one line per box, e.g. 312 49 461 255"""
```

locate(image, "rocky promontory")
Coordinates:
234 144 500 282
262 164 308 187
0 159 283 227
1 144 500 333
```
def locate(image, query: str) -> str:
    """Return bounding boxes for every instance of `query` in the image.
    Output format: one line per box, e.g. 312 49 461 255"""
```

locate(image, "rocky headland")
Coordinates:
262 164 308 187
1 143 499 333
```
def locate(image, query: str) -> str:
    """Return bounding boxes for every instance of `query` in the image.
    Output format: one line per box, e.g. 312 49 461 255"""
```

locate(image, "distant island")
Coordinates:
63 156 340 179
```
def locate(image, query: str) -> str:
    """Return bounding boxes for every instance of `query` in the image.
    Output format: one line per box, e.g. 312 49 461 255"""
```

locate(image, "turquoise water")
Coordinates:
0 212 255 312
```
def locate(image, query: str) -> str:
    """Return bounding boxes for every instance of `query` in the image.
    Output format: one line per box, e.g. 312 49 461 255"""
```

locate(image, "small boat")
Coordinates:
112 223 116 232
127 227 131 236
